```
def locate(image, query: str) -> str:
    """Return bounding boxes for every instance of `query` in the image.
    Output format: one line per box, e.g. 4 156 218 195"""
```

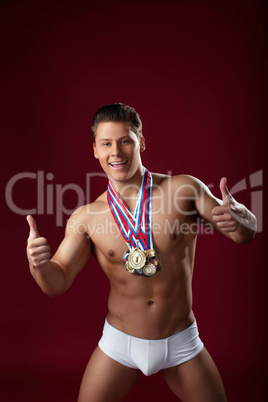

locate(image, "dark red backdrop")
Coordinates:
1 0 266 401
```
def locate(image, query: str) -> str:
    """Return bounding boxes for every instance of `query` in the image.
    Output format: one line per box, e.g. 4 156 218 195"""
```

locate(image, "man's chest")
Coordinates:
87 204 195 264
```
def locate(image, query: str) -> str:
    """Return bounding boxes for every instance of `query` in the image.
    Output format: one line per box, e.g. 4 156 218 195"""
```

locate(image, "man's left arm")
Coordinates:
195 177 257 244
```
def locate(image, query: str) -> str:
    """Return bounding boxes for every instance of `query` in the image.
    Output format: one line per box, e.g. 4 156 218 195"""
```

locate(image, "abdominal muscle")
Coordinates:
104 259 195 340
89 191 197 340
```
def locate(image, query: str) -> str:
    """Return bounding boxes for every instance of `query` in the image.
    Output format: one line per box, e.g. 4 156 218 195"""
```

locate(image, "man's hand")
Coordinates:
26 215 51 268
212 177 245 233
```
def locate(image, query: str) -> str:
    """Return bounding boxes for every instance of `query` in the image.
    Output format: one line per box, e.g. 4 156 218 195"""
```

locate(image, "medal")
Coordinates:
124 248 161 276
128 248 147 270
124 249 161 276
143 263 157 277
144 253 161 276
124 261 135 274
108 168 161 277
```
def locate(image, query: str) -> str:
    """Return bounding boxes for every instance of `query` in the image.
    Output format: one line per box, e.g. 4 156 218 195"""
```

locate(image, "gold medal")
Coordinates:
128 248 147 270
143 263 157 277
145 249 155 258
123 248 161 277
125 261 135 274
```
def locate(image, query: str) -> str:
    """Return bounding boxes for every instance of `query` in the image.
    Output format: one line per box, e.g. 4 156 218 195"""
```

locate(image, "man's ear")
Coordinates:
93 143 99 159
140 136 146 152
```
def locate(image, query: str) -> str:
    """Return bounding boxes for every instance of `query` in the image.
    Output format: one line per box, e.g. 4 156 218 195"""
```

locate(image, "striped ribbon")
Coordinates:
107 168 153 251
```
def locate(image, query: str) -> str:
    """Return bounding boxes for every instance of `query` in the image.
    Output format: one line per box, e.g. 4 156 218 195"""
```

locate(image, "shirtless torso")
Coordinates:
74 173 200 340
26 120 256 401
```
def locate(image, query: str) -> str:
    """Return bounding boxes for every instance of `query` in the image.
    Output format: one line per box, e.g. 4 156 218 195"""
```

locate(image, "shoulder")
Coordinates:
66 191 108 234
152 172 207 195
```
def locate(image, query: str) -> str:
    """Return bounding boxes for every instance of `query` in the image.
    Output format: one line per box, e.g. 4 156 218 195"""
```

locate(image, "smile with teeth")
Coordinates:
109 161 127 168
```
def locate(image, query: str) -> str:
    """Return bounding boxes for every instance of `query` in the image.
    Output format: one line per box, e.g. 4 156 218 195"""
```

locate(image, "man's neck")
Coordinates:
109 166 145 211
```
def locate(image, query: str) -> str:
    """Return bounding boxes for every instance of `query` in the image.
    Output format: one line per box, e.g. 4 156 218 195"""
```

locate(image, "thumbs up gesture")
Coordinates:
212 178 245 232
26 215 51 268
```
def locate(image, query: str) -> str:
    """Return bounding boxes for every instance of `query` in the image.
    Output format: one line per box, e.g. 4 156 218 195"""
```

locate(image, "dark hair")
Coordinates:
91 103 142 142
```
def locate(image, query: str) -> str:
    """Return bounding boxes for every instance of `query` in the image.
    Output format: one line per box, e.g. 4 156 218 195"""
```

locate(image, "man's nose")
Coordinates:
111 142 121 156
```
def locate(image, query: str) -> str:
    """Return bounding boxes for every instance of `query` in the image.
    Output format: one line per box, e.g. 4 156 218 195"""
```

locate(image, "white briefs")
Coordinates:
98 319 204 376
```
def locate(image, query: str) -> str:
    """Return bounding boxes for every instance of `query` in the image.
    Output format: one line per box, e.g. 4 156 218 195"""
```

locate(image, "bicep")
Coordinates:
51 226 91 290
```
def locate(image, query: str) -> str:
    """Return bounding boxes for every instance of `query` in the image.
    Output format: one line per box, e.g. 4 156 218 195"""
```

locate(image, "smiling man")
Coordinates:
26 103 256 401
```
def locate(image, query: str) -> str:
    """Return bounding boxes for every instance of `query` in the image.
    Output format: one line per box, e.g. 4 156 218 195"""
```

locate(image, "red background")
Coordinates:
1 0 266 401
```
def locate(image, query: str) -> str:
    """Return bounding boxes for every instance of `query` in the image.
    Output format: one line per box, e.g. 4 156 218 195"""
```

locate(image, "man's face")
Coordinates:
93 122 145 182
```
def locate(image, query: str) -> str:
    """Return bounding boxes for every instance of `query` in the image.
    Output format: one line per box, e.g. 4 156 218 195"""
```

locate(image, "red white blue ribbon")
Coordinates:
107 168 153 251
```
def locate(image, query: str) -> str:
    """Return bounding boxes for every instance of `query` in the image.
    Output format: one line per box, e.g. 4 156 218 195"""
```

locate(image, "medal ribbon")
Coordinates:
107 168 153 251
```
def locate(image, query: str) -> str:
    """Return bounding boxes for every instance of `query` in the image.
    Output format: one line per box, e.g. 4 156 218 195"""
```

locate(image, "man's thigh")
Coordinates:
78 346 140 402
161 347 227 402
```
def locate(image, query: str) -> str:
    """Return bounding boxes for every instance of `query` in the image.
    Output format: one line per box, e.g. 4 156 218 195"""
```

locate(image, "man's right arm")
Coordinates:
26 211 91 297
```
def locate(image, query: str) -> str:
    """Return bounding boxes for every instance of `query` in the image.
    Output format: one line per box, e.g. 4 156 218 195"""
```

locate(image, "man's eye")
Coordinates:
122 140 130 144
103 143 110 146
